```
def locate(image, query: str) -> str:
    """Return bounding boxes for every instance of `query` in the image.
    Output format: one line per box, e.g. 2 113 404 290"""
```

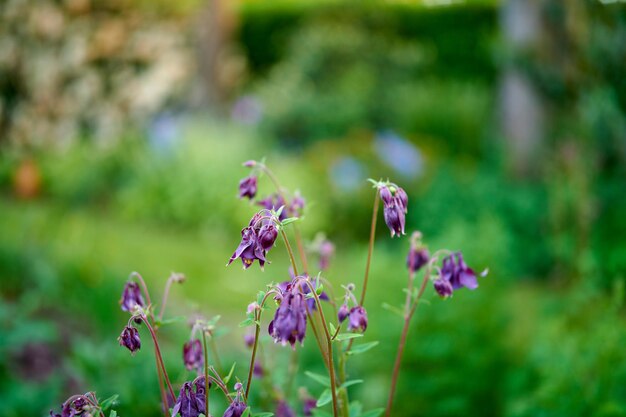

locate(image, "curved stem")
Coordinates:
156 353 170 417
140 316 176 401
245 291 275 399
359 192 380 307
158 276 175 321
385 270 430 417
131 272 155 322
280 228 299 277
202 331 210 417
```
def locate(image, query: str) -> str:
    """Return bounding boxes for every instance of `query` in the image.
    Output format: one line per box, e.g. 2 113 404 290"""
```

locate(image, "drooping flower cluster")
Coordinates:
228 210 279 270
281 273 329 311
183 339 203 372
172 376 208 417
268 280 308 348
433 252 479 298
223 383 247 417
118 325 141 354
379 184 408 237
337 284 368 333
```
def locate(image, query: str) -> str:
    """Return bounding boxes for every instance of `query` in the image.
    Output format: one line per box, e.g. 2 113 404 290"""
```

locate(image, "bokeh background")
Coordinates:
1 0 626 416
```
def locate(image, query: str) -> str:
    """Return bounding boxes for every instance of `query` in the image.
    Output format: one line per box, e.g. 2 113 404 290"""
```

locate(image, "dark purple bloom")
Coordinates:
238 175 257 200
183 339 203 371
379 184 408 238
119 281 145 313
118 326 141 354
347 306 368 332
228 226 267 270
379 186 393 206
338 303 349 323
276 400 296 417
434 252 479 298
172 377 207 417
258 223 278 250
303 397 317 417
268 282 308 348
318 240 335 271
395 187 408 213
258 194 288 220
407 247 429 273
50 396 88 417
222 399 247 417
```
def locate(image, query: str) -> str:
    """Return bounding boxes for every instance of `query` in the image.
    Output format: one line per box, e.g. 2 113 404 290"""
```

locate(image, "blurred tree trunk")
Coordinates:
499 0 545 178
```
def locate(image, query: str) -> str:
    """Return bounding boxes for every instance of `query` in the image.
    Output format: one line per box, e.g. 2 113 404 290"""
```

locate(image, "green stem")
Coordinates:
202 331 211 417
208 333 223 375
359 192 380 307
280 228 299 277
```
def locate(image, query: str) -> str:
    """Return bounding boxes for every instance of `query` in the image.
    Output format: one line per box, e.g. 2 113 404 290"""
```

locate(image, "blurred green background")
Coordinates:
1 0 626 416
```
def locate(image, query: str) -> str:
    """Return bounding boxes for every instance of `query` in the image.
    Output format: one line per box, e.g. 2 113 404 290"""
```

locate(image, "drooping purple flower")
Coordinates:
268 282 308 348
434 252 479 298
407 247 429 273
347 306 368 333
379 184 408 238
172 377 207 417
258 223 278 250
303 397 317 417
395 187 408 213
338 303 349 323
258 194 288 220
118 326 141 354
228 226 267 270
318 239 335 271
223 386 247 417
275 400 296 417
183 339 203 372
50 395 89 417
238 175 258 200
119 281 145 313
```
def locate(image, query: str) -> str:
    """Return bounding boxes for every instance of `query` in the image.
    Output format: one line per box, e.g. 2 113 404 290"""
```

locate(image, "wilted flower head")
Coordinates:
378 184 408 237
434 252 480 298
347 306 368 333
276 400 296 417
120 281 145 313
172 376 208 417
183 339 203 372
223 383 247 417
238 175 257 200
118 326 141 354
268 280 308 348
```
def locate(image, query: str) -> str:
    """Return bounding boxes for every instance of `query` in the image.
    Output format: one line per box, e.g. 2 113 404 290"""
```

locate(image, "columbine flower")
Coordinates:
268 281 308 348
347 306 368 332
223 383 247 417
276 400 296 417
407 246 429 274
338 303 349 323
118 326 141 354
228 211 279 270
172 376 208 417
434 252 479 298
120 281 145 313
50 395 88 417
183 339 203 372
257 223 278 251
238 175 257 200
318 239 335 271
289 191 306 217
257 194 288 220
379 184 408 237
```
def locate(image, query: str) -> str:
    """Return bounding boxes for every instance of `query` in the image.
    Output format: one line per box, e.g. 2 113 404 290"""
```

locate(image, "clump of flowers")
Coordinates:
268 279 309 348
227 210 280 270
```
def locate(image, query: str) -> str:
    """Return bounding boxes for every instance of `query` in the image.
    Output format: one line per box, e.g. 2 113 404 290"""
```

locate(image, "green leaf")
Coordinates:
239 318 255 328
340 379 363 389
253 413 274 417
334 333 363 341
100 394 119 410
305 371 331 387
346 341 379 356
223 362 236 384
360 409 385 417
382 303 404 318
329 322 336 335
155 315 187 327
274 206 285 218
316 389 332 407
281 217 299 226
256 291 266 306
241 407 251 417
109 411 117 417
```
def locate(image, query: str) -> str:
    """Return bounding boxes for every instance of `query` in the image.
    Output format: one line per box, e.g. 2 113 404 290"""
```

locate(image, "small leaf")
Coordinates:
382 303 404 318
274 206 285 218
329 322 336 335
109 411 117 417
316 389 332 407
334 333 363 341
100 395 119 410
346 341 379 356
360 409 385 417
305 371 331 387
239 318 255 328
340 379 363 389
256 291 266 306
241 407 251 417
223 362 237 384
281 217 299 226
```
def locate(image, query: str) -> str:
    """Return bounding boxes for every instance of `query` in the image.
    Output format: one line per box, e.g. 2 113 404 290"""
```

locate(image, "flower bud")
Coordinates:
379 186 393 206
407 247 429 273
118 326 141 354
120 281 145 313
258 223 278 250
183 339 203 371
238 175 258 200
338 303 349 323
434 278 453 298
348 306 368 332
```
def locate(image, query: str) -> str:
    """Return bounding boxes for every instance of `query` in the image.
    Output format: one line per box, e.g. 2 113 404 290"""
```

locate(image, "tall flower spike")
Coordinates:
238 175 257 200
119 326 141 354
120 281 145 313
183 339 204 372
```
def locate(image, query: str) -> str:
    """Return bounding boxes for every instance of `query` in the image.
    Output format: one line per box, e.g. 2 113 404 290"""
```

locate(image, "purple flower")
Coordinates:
228 226 267 270
379 184 408 238
50 395 88 417
407 247 429 273
238 176 257 200
303 397 317 416
258 194 288 220
338 303 349 323
290 192 306 217
119 281 145 313
118 326 141 354
172 377 207 417
347 306 368 332
268 282 308 348
318 240 335 271
244 332 255 348
258 223 278 250
183 339 203 372
222 398 247 417
434 252 479 298
276 400 296 417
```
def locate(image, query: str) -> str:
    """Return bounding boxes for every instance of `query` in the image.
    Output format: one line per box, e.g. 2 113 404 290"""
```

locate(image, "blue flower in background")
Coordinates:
374 130 423 178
